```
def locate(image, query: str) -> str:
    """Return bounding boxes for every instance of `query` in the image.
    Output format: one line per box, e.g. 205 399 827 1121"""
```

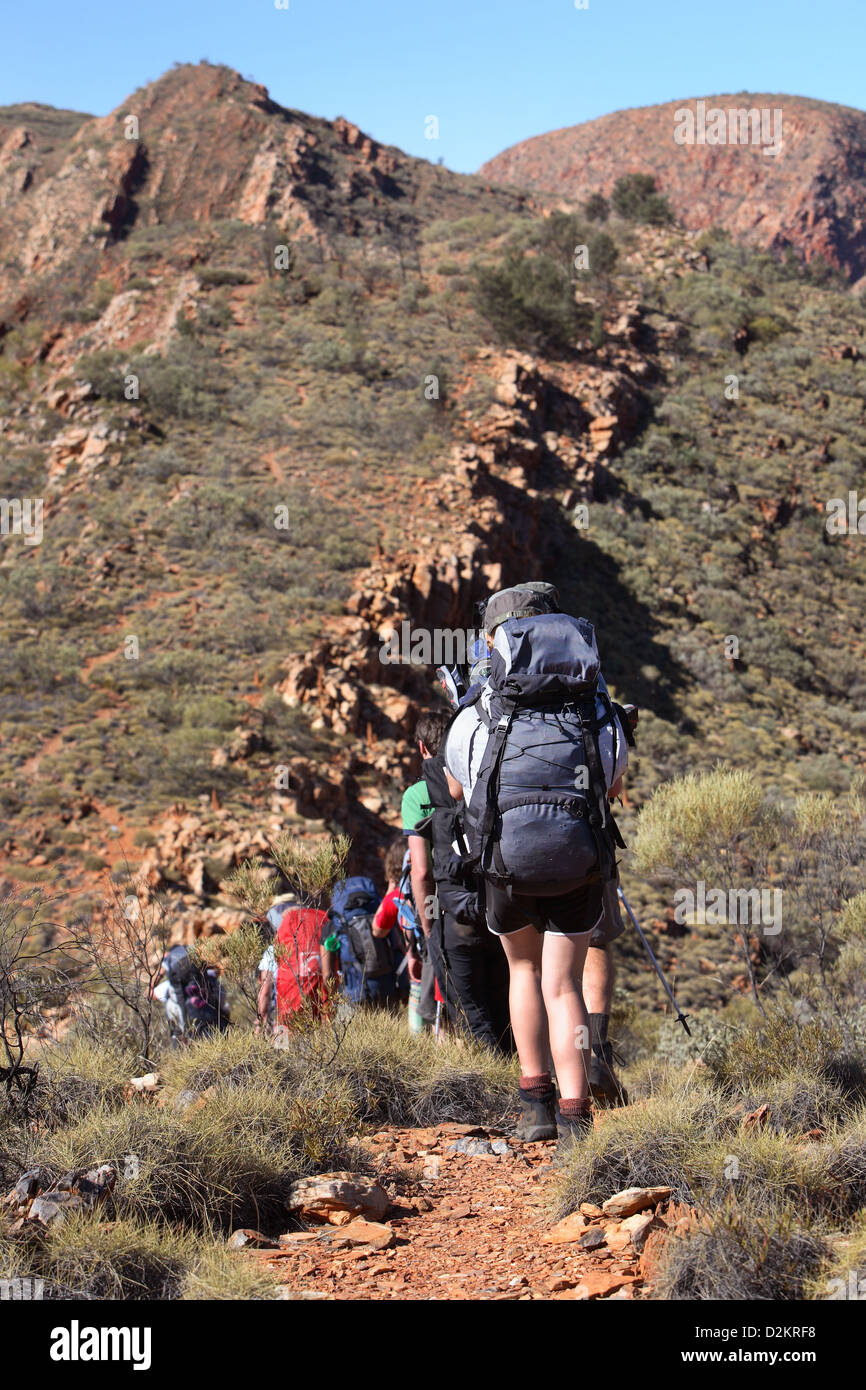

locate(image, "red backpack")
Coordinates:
275 907 329 1022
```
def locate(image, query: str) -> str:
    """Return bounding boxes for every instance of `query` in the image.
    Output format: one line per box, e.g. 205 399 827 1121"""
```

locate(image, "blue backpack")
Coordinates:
330 876 393 998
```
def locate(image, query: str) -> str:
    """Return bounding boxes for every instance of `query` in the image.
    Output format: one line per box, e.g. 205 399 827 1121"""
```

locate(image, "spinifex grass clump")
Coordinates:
654 1197 828 1302
705 1010 866 1108
551 1072 733 1215
24 1032 359 1236
0 1214 279 1301
325 1008 516 1128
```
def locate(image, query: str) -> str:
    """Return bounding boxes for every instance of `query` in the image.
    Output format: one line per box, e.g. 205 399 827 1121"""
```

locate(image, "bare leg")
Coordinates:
498 925 548 1077
541 932 591 1101
582 944 614 1016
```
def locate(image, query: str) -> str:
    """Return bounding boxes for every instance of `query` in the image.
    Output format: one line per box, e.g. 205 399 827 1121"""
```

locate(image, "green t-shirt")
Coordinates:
401 778 433 834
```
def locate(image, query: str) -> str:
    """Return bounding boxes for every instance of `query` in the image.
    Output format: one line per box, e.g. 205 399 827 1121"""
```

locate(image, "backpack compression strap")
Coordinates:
576 691 625 882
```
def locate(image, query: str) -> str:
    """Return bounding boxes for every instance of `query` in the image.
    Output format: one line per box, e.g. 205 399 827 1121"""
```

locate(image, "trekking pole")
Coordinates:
434 998 442 1040
616 885 691 1037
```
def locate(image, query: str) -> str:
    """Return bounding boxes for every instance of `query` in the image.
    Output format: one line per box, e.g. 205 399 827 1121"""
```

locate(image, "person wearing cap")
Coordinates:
443 582 629 1139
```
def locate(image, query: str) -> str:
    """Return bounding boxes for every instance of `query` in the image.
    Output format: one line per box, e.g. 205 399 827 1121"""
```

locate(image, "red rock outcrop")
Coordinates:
480 94 866 282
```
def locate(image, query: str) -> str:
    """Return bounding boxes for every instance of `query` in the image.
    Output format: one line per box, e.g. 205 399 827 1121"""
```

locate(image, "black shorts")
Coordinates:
486 879 605 939
589 879 626 948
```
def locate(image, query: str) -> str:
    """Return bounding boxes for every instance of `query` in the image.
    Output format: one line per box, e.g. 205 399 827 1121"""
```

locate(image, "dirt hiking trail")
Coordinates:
249 1121 657 1301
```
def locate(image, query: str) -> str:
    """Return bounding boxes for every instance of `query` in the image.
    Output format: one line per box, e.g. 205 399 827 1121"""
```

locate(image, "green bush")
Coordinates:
471 249 589 353
612 173 674 225
583 192 609 222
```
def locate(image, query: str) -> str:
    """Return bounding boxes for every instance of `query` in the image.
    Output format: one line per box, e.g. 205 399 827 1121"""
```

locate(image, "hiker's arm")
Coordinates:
321 947 336 982
409 834 436 938
371 897 393 939
445 769 463 801
255 973 271 1028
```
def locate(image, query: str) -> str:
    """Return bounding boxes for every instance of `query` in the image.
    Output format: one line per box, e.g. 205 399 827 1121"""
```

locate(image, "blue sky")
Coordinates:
3 0 864 171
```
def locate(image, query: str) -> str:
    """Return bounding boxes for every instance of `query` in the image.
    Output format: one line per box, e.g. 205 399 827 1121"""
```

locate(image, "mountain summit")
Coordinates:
480 93 866 282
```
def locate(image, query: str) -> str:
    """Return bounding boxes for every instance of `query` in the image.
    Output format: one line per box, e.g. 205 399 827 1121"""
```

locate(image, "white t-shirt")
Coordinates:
444 672 627 803
258 945 277 978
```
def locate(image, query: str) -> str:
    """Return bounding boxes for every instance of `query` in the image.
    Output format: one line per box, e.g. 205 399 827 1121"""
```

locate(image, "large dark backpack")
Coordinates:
422 754 482 930
463 612 626 894
330 876 394 984
164 946 226 1036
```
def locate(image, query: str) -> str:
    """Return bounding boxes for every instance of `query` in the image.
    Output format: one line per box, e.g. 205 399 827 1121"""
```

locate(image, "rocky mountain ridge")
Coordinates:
481 93 866 284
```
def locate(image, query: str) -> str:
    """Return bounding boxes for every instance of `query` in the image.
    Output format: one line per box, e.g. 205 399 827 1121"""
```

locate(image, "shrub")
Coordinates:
471 249 588 353
583 192 609 222
612 173 674 225
197 266 253 287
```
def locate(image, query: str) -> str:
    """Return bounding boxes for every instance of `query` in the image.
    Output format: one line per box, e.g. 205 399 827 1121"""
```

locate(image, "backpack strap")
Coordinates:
465 697 518 874
575 689 625 882
611 700 636 748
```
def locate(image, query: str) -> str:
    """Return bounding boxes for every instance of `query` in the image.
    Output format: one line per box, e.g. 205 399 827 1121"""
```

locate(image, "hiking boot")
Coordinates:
514 1085 557 1142
589 1040 629 1106
556 1101 594 1150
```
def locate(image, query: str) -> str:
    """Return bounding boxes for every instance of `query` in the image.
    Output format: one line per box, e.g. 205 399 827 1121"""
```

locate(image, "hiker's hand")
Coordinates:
408 954 423 983
609 775 623 800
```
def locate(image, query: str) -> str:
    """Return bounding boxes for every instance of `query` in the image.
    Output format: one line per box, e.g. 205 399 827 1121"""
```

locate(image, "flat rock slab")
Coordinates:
447 1138 511 1157
569 1269 642 1300
271 1220 395 1254
286 1172 390 1224
601 1186 671 1219
227 1229 279 1250
543 1212 588 1245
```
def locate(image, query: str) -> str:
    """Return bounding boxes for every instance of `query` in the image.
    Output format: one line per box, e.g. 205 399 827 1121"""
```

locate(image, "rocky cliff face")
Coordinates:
0 62 524 315
480 94 866 283
0 62 658 935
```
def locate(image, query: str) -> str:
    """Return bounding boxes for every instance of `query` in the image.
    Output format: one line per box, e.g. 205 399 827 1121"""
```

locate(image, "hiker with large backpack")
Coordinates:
255 896 330 1028
323 875 400 1009
153 944 229 1043
255 888 304 1032
401 715 446 1033
418 714 512 1053
443 583 630 1146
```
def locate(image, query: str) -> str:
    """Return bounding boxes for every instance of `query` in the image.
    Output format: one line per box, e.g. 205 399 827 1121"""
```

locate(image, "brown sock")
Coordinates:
519 1072 552 1097
559 1097 593 1117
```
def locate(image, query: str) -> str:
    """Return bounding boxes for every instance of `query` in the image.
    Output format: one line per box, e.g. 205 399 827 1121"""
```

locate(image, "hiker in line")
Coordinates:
444 598 629 1099
443 583 629 1146
404 712 511 1050
323 875 401 1011
372 838 417 1003
256 893 330 1030
152 943 228 1043
401 715 445 1034
421 712 511 1053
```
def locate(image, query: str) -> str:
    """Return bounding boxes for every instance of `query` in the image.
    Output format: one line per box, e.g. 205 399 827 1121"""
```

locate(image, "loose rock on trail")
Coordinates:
235 1124 676 1301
